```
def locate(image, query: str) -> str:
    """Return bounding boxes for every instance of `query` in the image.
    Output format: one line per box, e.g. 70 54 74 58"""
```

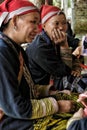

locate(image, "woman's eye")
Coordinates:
56 22 59 25
30 20 37 24
62 21 67 25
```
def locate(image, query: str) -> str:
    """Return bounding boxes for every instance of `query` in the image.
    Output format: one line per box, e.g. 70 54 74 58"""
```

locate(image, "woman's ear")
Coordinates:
11 15 18 30
42 23 45 30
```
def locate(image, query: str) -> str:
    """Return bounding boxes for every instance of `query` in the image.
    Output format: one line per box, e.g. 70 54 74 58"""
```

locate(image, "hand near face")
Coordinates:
51 28 68 47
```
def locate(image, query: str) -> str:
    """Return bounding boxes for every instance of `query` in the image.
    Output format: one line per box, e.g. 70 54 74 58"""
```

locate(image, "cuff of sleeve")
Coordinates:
49 97 59 113
60 47 72 54
31 97 58 119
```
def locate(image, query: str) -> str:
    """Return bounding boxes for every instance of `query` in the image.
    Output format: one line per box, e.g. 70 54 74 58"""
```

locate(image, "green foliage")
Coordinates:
53 0 61 7
53 0 71 8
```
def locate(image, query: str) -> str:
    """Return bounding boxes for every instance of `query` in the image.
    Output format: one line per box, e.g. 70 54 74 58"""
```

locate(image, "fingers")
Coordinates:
77 93 87 108
51 28 67 45
71 70 81 77
77 93 87 102
77 93 87 107
72 46 82 57
53 29 64 39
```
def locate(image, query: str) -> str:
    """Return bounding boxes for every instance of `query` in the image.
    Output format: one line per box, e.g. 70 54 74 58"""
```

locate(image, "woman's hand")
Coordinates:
0 109 4 120
51 28 68 48
72 46 82 58
71 70 81 77
57 100 76 113
77 92 87 107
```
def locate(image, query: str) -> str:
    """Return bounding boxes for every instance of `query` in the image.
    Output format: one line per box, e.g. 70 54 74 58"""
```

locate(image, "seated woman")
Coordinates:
0 0 80 130
26 5 87 93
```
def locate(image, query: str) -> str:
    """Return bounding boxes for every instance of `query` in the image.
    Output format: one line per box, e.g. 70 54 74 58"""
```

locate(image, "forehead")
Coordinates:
47 14 66 23
21 12 40 20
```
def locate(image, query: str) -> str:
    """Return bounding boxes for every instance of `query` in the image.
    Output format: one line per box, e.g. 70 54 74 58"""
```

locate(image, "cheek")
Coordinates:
46 28 52 37
45 24 54 35
27 24 35 33
24 26 32 36
64 25 68 32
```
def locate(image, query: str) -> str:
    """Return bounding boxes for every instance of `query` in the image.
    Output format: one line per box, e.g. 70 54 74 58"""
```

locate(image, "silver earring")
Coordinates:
14 26 17 30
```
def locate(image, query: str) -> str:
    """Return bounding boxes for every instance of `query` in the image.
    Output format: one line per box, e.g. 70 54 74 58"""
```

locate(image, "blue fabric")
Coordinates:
67 117 87 130
41 30 51 45
0 32 34 130
26 33 71 87
26 31 87 92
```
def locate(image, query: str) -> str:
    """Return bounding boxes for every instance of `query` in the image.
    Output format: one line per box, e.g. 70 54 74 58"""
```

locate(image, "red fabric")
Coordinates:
0 0 38 14
80 64 87 69
0 0 39 26
40 5 60 23
38 24 42 32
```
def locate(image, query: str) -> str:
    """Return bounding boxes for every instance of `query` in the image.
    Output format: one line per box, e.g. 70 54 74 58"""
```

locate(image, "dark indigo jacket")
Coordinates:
67 117 87 130
26 31 73 89
0 32 34 130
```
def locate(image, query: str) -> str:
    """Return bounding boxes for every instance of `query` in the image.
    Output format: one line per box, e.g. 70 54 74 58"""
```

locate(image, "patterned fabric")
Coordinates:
62 75 87 93
31 97 58 119
23 63 37 99
34 113 72 130
0 32 85 130
34 93 84 130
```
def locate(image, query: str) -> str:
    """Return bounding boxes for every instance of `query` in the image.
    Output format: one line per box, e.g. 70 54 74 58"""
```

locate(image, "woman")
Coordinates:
0 0 76 130
26 5 85 92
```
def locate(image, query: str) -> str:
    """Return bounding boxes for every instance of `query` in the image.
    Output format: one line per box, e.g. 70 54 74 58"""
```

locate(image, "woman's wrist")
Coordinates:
60 41 69 49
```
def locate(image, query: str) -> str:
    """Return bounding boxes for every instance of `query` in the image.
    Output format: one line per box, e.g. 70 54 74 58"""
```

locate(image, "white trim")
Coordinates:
0 12 8 27
4 6 37 24
42 11 58 24
0 6 37 26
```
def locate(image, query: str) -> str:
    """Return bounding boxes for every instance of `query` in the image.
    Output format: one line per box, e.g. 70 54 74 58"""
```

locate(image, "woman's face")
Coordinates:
13 12 40 44
43 14 67 39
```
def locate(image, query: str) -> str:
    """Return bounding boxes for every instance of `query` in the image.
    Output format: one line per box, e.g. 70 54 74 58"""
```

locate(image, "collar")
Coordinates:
41 30 52 45
0 31 21 54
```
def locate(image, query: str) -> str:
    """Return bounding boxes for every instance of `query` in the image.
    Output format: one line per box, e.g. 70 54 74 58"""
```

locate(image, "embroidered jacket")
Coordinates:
0 32 58 130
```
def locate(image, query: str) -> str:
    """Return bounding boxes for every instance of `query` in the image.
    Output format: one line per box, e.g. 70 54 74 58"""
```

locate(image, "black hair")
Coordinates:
57 10 66 16
0 21 10 32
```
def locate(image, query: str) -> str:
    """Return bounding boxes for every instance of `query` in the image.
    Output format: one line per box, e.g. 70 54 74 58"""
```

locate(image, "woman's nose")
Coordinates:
58 24 63 31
